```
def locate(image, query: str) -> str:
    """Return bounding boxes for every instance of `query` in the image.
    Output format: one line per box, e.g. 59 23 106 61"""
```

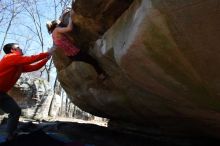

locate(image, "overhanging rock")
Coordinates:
53 0 220 138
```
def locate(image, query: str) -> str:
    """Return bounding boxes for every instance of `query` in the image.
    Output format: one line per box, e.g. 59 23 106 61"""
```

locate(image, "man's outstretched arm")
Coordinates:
22 58 50 72
6 52 49 66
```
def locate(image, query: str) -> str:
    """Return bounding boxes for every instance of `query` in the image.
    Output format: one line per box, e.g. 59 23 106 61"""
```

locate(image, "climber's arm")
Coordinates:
55 16 73 34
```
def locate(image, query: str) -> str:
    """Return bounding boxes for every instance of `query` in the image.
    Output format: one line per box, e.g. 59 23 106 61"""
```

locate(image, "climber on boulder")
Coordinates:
0 43 54 141
46 9 108 80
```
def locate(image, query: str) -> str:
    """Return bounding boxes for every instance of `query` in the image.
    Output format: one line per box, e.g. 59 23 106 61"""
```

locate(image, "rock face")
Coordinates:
53 0 220 138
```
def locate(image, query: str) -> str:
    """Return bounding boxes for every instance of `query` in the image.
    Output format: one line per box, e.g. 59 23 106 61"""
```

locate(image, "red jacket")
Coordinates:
0 52 49 92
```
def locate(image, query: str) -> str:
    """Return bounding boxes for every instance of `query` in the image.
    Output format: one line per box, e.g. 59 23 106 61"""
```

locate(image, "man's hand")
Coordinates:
47 54 52 59
48 47 56 55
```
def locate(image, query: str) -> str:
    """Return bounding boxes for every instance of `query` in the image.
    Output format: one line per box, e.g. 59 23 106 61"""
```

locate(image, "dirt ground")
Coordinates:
1 116 220 146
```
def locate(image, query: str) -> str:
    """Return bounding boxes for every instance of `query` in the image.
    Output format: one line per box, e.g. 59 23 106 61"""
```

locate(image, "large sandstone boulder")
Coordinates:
53 0 220 138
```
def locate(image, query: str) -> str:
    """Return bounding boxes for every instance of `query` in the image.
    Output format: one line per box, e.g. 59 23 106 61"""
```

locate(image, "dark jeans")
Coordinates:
69 50 104 75
0 92 21 136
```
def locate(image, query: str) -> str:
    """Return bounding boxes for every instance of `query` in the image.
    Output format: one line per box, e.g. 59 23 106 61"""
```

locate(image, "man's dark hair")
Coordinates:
3 43 18 54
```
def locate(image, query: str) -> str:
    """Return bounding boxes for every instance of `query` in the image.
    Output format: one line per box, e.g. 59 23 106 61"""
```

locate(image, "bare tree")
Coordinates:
60 0 72 12
0 0 24 50
22 0 54 81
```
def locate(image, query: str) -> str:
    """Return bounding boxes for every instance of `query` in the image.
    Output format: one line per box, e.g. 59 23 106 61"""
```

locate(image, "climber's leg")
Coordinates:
69 50 105 75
